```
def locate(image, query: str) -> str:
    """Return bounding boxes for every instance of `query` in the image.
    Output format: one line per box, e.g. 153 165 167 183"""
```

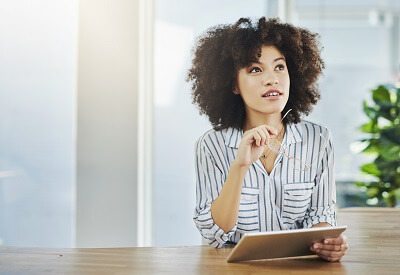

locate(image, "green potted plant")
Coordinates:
355 84 400 207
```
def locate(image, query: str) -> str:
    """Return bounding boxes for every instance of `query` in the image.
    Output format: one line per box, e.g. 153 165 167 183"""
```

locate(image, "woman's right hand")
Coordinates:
234 125 278 167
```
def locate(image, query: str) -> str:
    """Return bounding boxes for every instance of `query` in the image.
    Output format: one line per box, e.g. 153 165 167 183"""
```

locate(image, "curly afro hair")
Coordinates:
187 17 325 130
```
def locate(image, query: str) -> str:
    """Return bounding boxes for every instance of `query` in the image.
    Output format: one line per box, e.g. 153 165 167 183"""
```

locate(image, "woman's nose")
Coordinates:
262 73 279 86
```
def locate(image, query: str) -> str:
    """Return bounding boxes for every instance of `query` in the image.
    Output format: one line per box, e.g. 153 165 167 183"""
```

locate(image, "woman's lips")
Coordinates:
262 89 283 100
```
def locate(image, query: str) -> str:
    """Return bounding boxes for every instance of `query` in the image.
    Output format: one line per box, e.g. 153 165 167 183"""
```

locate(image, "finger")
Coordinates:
315 248 343 259
252 131 262 147
311 242 324 250
261 125 276 138
244 125 256 134
313 251 339 262
316 244 342 252
310 244 315 252
243 129 254 137
338 243 349 253
324 235 345 245
310 245 345 261
317 254 332 262
255 128 267 146
316 252 344 263
264 125 278 136
242 130 256 145
320 256 342 262
328 258 342 262
322 242 346 255
259 127 270 146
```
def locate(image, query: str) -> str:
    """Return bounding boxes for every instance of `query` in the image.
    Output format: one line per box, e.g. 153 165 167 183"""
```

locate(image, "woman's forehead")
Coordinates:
259 45 285 59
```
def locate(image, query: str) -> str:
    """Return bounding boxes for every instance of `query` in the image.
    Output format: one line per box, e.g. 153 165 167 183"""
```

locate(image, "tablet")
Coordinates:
226 225 347 263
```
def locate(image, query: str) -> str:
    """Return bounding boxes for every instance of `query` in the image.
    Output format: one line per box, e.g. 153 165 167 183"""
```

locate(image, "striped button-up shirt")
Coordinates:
193 120 336 248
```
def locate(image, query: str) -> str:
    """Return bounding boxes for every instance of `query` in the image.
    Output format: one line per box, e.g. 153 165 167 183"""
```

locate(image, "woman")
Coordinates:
187 17 348 262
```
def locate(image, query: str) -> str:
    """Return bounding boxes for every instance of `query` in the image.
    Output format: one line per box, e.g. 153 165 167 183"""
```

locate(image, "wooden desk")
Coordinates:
0 210 399 274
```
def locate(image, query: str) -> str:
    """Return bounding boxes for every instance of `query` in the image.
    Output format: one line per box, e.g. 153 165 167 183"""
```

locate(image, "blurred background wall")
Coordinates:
0 0 77 247
76 0 139 248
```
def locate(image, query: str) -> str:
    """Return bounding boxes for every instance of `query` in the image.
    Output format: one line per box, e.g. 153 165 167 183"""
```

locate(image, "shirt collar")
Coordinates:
285 122 303 146
225 127 243 149
225 122 303 149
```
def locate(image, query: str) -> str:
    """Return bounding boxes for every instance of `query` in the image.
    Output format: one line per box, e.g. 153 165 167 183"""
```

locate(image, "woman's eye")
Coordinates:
249 67 262 73
276 64 285 71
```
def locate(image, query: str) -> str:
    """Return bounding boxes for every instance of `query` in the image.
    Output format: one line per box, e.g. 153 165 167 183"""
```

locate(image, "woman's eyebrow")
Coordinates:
249 57 286 67
272 57 286 63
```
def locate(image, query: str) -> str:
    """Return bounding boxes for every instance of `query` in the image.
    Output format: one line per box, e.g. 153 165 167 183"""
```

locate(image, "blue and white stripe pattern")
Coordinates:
193 120 336 248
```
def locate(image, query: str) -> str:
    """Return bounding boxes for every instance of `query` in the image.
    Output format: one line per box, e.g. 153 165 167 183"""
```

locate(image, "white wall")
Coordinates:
0 0 77 247
76 0 139 247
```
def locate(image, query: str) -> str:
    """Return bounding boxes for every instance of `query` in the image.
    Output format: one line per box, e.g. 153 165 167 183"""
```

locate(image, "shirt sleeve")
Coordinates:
193 137 237 248
304 129 337 228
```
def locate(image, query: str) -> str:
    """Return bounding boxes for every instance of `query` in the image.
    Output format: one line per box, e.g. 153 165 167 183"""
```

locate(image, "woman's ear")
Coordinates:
232 78 240 95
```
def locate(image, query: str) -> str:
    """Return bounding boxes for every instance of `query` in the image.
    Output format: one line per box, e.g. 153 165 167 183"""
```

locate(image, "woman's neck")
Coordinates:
243 112 283 132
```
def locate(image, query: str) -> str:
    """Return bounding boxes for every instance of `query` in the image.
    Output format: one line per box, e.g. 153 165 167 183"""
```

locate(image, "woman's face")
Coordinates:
235 45 290 117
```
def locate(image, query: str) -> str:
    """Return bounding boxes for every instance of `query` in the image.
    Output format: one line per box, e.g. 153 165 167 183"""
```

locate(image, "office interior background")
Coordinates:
0 0 399 248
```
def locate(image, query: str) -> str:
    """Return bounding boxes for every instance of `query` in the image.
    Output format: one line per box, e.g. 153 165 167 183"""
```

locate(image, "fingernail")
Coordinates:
313 244 318 249
324 240 329 244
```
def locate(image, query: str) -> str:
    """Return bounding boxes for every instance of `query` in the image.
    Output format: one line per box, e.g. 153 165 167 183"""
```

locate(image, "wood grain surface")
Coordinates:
0 209 399 274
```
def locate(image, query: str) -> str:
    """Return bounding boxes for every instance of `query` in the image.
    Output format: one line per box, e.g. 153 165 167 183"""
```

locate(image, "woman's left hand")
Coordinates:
310 234 348 262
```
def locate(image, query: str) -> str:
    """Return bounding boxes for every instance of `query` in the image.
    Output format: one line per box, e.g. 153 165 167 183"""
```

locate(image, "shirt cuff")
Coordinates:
193 207 237 248
303 206 337 228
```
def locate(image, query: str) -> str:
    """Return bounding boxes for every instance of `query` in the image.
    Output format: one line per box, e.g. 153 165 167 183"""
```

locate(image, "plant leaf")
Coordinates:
378 145 400 162
359 121 378 133
354 181 367 187
381 127 400 144
361 162 381 176
361 138 380 154
363 100 378 120
372 85 391 104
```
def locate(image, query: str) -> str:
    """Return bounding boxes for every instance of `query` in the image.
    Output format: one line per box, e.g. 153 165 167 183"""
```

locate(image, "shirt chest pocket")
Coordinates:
237 187 259 234
282 182 314 223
